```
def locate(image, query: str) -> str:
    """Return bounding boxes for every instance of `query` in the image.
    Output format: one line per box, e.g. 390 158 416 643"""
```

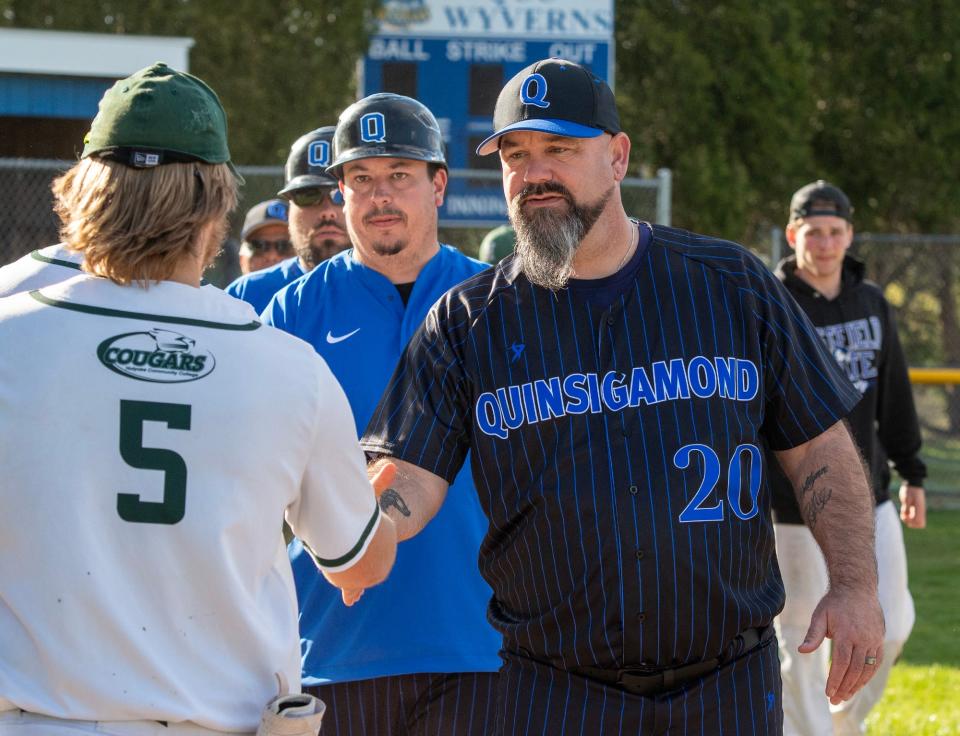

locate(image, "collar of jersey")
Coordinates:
344 244 451 293
31 243 83 270
31 275 261 331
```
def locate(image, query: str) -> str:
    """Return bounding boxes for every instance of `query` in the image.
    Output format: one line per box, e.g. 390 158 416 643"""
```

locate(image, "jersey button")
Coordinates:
635 549 645 560
629 485 638 495
606 314 615 325
636 612 646 623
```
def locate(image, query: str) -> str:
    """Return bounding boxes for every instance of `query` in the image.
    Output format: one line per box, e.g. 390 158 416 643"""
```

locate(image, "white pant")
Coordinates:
0 710 252 736
774 500 914 736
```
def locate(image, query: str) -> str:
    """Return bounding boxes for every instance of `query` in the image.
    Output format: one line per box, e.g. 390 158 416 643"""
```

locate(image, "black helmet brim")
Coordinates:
327 145 447 180
278 173 338 197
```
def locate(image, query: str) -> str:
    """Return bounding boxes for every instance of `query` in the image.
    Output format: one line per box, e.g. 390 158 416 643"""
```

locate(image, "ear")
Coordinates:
432 166 448 208
609 132 631 183
843 224 855 250
785 224 798 250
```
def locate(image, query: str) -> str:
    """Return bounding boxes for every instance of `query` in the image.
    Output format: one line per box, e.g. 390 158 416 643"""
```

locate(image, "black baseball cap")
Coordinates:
476 58 621 156
789 180 854 223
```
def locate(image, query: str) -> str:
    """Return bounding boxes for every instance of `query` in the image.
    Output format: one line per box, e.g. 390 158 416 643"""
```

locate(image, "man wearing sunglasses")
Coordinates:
236 198 293 275
226 127 349 313
262 94 500 735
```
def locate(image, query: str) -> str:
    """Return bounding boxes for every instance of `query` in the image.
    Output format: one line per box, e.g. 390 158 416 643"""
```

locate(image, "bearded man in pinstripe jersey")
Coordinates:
361 59 886 735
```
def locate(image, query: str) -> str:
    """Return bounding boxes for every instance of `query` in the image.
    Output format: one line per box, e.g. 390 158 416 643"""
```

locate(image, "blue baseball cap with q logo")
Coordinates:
476 58 622 156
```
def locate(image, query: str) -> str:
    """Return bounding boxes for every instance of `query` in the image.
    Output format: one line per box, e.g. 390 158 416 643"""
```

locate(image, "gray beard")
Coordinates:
510 184 612 291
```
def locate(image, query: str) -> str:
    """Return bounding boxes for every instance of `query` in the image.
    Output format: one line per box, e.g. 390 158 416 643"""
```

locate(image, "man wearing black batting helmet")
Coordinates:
225 126 349 313
361 58 887 734
262 93 500 735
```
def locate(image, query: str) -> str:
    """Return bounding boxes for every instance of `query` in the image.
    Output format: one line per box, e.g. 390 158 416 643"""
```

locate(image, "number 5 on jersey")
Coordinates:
118 400 191 525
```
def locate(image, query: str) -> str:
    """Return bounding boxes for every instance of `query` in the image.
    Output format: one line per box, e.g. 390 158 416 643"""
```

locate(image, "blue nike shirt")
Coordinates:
225 256 305 314
262 245 501 684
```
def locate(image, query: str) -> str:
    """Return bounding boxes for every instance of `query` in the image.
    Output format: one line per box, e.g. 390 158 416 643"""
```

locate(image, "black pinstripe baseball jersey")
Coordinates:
362 223 860 673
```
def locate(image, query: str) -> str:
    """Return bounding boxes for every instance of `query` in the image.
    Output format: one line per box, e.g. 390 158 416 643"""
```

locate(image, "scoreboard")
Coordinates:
360 0 615 227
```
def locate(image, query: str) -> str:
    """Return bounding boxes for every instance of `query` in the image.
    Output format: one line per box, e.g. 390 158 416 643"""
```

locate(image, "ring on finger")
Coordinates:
864 655 878 666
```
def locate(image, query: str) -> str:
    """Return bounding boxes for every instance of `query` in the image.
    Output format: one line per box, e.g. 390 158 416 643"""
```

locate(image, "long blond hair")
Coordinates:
52 158 238 285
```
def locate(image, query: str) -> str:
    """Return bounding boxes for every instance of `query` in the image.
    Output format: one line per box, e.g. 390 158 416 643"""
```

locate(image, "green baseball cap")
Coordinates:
82 62 240 179
478 224 516 264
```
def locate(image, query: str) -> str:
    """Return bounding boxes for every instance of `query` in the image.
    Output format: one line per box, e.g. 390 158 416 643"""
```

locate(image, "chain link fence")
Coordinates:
0 158 66 265
770 230 960 501
856 234 960 502
0 158 284 287
3 156 953 495
0 158 671 285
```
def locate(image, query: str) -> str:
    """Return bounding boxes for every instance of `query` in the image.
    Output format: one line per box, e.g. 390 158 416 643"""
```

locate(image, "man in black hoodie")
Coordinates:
770 181 927 736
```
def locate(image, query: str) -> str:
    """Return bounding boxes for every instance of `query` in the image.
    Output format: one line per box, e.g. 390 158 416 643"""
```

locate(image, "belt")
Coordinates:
572 625 773 697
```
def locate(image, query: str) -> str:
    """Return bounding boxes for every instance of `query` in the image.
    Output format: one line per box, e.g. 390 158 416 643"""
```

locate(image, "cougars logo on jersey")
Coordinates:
97 328 215 383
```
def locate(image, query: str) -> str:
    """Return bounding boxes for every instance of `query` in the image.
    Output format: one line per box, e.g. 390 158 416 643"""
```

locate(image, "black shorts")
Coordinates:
305 671 498 736
492 635 783 735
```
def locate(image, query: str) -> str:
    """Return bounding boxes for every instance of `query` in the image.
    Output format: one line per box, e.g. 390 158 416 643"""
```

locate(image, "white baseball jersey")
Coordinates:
0 275 381 732
0 244 84 297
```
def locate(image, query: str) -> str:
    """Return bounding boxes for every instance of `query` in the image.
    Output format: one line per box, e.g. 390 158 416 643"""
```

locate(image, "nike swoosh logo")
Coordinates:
326 328 361 344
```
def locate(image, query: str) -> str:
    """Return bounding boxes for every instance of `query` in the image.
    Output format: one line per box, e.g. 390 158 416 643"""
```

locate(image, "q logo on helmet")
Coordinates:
520 73 550 109
307 140 330 167
360 112 387 143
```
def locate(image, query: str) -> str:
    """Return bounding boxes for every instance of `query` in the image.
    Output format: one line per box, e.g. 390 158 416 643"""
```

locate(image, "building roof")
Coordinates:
0 28 193 77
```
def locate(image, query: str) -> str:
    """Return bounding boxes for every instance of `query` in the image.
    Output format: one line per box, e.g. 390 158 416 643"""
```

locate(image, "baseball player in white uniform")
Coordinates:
0 63 397 736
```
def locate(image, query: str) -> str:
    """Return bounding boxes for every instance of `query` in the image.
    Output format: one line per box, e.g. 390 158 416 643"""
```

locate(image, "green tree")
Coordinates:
615 1 817 245
805 0 960 428
1 0 381 164
615 2 960 429
799 0 960 233
615 1 960 239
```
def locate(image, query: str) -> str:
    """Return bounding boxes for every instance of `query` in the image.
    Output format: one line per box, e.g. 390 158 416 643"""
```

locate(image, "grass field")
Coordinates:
865 509 960 735
911 386 960 500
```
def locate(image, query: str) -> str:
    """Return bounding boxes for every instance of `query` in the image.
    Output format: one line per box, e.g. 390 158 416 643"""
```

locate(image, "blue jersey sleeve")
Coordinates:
224 277 244 301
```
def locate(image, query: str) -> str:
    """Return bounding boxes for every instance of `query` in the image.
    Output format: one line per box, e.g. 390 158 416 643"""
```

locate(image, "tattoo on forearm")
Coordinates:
801 465 829 497
803 487 833 531
379 488 411 517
